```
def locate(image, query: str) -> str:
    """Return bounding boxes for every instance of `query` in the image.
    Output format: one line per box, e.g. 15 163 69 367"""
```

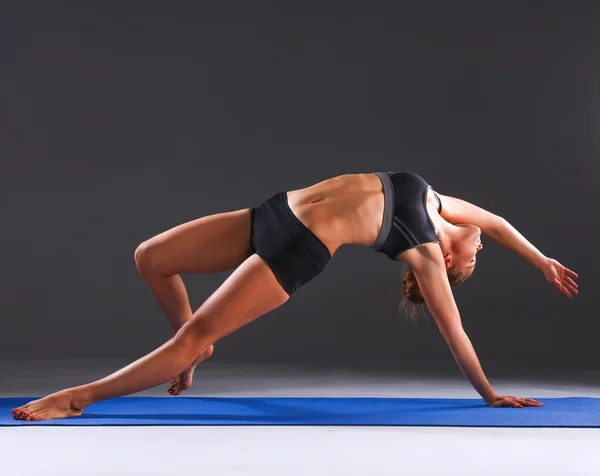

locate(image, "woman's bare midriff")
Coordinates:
286 173 386 256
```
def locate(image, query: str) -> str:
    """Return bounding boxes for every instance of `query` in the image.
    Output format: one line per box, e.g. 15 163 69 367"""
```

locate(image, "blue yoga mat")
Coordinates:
2 397 599 427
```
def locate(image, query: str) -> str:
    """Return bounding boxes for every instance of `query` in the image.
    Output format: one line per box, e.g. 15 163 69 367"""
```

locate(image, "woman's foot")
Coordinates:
168 344 214 395
12 390 84 422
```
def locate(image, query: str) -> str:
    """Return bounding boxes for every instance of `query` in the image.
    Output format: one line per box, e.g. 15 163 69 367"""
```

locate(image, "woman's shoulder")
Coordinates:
398 242 444 270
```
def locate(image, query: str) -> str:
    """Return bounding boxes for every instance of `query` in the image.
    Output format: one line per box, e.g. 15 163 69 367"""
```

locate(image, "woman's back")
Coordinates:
286 173 385 255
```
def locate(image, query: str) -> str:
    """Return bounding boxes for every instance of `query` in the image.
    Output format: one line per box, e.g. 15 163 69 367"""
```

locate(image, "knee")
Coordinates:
173 318 217 350
134 240 159 275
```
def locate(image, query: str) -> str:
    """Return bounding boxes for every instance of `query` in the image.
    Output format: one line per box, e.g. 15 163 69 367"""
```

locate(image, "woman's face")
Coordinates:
451 224 483 275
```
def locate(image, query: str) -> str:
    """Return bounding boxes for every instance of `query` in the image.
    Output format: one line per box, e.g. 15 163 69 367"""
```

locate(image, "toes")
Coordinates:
12 402 45 421
168 378 180 394
167 373 193 396
14 403 33 417
24 409 40 421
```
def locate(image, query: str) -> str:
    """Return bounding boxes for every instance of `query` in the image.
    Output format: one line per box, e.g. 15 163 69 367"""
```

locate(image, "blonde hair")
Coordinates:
401 266 471 320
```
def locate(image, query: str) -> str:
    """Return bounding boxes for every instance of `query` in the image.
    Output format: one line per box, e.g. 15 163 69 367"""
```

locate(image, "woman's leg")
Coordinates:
13 254 289 421
134 208 252 394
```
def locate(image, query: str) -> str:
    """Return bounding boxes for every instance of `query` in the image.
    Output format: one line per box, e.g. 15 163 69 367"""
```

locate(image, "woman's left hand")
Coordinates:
543 258 579 298
487 396 544 408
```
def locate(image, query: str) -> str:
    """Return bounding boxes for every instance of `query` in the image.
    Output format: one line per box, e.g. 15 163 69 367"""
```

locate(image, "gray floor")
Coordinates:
2 360 600 476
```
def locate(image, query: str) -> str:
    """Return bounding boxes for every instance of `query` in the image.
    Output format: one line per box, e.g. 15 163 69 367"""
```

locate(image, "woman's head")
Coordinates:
401 266 472 320
443 224 483 277
402 224 482 319
402 266 471 304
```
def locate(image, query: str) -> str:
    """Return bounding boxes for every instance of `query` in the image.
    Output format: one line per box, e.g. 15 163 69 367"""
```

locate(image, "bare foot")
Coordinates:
168 344 214 396
12 390 84 422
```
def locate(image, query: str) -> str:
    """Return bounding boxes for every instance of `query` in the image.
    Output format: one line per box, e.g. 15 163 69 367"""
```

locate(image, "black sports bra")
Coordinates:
370 171 441 260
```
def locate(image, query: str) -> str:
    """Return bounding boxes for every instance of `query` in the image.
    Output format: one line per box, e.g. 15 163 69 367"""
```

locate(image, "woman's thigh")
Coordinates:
180 253 290 344
136 209 252 276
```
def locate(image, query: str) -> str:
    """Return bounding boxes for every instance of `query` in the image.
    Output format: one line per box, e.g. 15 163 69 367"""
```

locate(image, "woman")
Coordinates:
13 171 578 421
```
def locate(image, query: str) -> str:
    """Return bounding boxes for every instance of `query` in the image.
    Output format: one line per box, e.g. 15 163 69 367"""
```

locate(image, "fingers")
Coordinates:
490 396 543 408
490 397 522 408
551 262 579 296
554 279 564 295
563 282 578 297
522 398 543 406
560 268 579 289
565 276 578 288
556 261 578 279
561 281 578 298
554 279 561 290
554 279 578 299
565 268 579 279
518 397 543 407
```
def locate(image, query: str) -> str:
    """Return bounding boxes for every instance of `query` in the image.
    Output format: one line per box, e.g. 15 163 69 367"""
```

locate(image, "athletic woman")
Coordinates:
13 171 578 421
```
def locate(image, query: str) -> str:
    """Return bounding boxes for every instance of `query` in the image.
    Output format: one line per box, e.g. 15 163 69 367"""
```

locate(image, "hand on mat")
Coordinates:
543 258 578 299
487 396 543 408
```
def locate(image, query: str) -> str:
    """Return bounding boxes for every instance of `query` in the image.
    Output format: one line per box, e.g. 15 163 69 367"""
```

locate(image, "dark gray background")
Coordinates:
2 2 599 375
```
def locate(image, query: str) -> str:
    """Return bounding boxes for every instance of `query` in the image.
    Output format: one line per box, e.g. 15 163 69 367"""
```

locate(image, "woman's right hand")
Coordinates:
487 395 543 408
543 258 579 298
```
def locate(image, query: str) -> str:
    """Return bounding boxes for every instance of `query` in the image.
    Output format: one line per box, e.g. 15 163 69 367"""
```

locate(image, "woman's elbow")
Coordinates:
487 216 507 239
441 325 467 345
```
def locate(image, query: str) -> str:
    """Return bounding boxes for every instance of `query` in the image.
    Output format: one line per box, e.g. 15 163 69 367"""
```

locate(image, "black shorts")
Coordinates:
250 192 331 296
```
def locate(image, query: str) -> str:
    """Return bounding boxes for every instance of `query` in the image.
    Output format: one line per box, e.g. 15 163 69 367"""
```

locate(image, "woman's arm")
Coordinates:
405 245 542 407
438 194 579 298
438 194 546 268
409 246 496 403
